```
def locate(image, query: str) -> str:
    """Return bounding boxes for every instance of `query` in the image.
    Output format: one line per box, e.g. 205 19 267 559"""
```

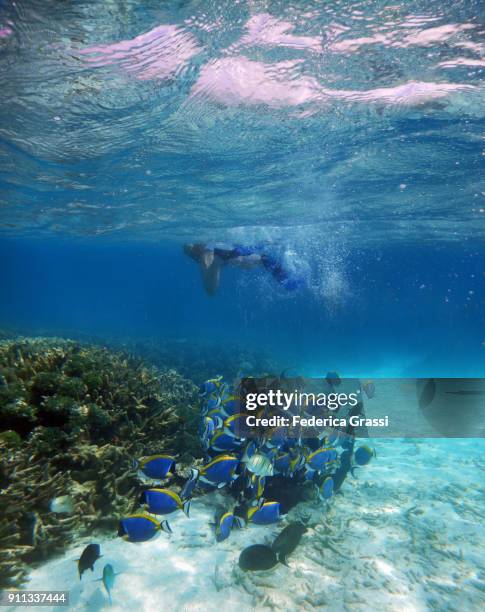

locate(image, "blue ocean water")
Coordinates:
0 1 483 380
1 3 485 609
0 237 484 377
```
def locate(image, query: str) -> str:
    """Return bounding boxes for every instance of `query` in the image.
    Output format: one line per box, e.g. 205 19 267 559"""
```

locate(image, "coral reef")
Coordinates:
121 337 279 384
0 328 281 385
0 337 199 589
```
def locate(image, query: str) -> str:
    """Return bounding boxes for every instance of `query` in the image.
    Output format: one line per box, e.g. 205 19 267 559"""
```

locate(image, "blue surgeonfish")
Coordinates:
97 563 116 605
264 427 288 449
247 501 281 525
200 417 216 450
303 468 316 482
205 396 221 411
199 377 224 397
273 452 291 474
220 400 239 418
200 415 223 441
209 430 244 452
223 413 247 438
305 448 337 472
118 513 172 543
354 445 375 466
288 451 305 476
319 476 334 500
214 512 245 542
198 455 239 486
206 408 227 429
243 474 266 501
140 488 191 516
135 455 175 480
219 384 235 401
200 396 222 417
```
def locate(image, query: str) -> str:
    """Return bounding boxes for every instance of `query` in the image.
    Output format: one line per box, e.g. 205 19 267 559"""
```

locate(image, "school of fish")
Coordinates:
116 374 375 547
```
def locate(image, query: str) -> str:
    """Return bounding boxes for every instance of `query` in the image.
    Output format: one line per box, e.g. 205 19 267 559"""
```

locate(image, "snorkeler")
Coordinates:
183 243 304 295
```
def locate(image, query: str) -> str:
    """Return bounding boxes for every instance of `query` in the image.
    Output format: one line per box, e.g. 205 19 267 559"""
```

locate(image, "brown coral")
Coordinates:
0 337 200 589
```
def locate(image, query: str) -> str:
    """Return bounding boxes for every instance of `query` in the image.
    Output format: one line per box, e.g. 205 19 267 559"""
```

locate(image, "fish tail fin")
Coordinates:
180 468 199 500
160 520 172 535
171 461 177 474
132 458 139 470
108 593 112 606
182 500 191 517
278 553 289 566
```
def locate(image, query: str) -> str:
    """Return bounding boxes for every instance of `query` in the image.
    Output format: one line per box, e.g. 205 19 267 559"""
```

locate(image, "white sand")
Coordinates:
15 438 485 611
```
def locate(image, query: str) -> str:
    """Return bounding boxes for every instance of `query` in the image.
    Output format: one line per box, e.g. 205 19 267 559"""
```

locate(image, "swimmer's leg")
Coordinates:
261 254 304 291
184 244 222 295
201 258 222 296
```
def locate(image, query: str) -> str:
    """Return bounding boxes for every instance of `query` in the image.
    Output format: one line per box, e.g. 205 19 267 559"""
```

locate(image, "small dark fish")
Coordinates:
263 475 307 513
271 522 307 564
239 544 278 571
354 445 375 466
78 543 101 579
333 447 353 492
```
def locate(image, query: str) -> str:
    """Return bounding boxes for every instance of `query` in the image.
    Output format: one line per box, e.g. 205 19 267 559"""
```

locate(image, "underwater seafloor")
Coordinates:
24 438 485 612
0 334 484 612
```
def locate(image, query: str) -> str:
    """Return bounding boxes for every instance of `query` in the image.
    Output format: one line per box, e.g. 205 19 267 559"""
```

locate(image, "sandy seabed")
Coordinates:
14 438 485 612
